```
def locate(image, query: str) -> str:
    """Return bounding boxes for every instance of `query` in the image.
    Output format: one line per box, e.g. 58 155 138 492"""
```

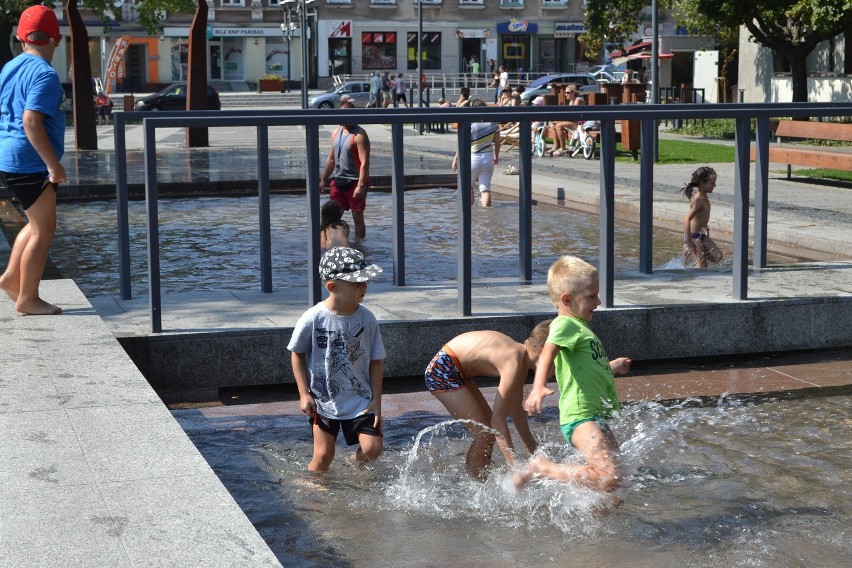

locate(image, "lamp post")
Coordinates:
279 0 314 109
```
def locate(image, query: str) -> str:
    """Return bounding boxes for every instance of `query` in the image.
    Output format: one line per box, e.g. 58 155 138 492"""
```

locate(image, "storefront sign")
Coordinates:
554 22 586 38
328 21 351 38
455 29 490 39
162 27 284 38
497 19 537 34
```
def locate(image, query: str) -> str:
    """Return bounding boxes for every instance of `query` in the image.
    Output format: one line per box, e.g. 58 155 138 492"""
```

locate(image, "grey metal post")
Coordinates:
143 120 162 333
114 112 132 300
457 122 472 315
391 123 406 285
257 125 272 293
306 124 322 304
651 0 660 162
300 0 308 109
518 121 532 280
753 116 770 268
639 118 655 273
733 117 751 300
599 119 616 307
417 0 424 135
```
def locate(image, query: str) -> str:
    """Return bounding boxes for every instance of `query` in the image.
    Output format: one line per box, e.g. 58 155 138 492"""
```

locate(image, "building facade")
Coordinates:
32 0 742 96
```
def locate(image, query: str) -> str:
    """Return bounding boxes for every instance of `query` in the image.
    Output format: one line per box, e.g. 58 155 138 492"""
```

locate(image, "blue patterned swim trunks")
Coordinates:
424 345 469 393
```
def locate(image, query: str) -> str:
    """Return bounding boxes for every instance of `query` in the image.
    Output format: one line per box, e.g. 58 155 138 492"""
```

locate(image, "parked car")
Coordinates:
309 81 372 109
589 64 626 84
134 83 221 111
519 73 599 104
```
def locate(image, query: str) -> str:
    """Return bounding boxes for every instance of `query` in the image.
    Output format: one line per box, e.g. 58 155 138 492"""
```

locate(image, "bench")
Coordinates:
750 120 852 179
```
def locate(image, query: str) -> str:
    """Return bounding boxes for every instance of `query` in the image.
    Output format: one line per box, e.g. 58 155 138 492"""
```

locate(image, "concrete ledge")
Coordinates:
0 280 282 567
118 293 852 403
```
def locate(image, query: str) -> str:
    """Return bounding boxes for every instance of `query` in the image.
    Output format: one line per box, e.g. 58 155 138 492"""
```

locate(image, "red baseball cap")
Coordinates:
17 5 62 45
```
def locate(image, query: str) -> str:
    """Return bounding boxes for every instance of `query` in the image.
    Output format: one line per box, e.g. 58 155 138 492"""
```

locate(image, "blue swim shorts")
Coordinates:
424 345 469 393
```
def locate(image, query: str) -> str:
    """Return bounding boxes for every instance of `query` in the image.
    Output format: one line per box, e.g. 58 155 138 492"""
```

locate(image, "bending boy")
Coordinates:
516 256 631 493
425 320 551 479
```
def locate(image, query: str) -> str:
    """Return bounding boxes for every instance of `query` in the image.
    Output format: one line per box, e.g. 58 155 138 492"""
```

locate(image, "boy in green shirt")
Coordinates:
516 256 631 493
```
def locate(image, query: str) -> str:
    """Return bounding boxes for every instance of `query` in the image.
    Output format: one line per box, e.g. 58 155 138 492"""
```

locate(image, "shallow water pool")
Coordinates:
52 189 754 296
173 392 850 568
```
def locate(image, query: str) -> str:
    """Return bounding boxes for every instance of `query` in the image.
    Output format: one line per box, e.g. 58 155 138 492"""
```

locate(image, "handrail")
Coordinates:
112 102 852 332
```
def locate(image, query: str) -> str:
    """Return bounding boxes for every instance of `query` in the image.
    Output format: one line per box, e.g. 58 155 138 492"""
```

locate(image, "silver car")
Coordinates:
309 81 372 108
519 73 600 104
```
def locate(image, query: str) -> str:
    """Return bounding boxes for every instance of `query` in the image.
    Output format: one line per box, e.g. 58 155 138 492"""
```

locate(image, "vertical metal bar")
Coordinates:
639 118 655 274
518 121 532 281
143 119 162 333
114 112 132 300
306 123 322 305
257 125 272 293
599 119 616 308
753 116 770 268
732 116 751 300
391 123 406 286
457 122 472 316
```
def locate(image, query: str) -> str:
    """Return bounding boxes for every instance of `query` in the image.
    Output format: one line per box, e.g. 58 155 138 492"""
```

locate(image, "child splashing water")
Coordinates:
681 166 723 268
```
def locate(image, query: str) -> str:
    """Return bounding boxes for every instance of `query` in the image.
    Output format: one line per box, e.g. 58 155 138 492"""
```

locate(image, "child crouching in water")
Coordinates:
516 256 631 494
424 320 551 479
681 166 723 268
320 200 350 250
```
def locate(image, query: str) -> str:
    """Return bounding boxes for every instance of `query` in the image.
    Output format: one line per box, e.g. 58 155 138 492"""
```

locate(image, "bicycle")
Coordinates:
564 121 597 160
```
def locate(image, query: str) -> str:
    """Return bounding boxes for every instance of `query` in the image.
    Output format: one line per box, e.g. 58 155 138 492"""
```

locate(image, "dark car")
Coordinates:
135 83 221 111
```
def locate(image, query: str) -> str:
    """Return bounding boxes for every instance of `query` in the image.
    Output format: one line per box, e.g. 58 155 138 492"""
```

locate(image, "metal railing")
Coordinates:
112 101 852 332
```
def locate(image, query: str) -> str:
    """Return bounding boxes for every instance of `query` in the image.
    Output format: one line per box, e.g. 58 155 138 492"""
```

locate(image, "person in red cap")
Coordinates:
0 5 67 315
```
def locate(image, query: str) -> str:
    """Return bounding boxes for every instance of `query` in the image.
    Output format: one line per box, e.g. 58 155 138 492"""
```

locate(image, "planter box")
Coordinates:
257 79 284 93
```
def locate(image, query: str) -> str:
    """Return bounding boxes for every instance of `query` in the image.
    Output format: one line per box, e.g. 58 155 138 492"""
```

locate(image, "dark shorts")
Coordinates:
396 93 407 103
0 171 54 210
329 179 366 212
310 410 381 446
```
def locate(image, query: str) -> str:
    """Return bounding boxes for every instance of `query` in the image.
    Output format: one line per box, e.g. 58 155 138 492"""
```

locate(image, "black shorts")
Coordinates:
0 171 53 210
310 410 381 445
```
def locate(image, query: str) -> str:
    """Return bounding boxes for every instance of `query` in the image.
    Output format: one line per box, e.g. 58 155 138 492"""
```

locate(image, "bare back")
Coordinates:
444 330 528 385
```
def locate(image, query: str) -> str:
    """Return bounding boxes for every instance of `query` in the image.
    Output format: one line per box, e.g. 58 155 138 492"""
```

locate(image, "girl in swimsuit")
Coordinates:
681 166 723 268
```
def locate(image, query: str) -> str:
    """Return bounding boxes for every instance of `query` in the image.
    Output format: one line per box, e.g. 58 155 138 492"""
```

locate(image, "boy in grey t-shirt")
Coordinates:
288 247 385 472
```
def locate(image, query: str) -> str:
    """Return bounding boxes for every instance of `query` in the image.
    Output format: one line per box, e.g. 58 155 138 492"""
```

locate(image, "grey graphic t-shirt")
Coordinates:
288 302 386 420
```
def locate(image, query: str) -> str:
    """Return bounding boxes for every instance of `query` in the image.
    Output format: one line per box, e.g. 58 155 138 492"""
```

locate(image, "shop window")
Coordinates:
406 32 442 70
362 32 397 70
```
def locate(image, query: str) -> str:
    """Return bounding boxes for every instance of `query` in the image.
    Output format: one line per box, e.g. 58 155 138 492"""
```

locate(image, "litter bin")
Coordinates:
123 94 135 112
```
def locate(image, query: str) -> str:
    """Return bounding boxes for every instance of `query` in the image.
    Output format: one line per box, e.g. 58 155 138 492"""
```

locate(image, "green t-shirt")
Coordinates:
549 315 620 425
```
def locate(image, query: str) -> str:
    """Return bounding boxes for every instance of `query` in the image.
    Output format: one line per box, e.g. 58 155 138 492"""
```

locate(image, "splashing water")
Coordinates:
173 393 851 567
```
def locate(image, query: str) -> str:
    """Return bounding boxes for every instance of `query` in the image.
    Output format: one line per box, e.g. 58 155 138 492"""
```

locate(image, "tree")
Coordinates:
697 0 852 102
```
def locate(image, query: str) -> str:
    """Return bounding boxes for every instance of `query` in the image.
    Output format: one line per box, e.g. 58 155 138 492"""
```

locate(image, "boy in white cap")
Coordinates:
288 247 386 472
0 5 67 315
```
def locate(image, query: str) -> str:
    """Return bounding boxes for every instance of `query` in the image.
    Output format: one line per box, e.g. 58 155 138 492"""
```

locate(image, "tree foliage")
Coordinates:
697 0 852 100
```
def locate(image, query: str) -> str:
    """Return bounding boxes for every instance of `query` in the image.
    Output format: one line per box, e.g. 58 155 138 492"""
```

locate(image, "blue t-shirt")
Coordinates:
0 53 65 173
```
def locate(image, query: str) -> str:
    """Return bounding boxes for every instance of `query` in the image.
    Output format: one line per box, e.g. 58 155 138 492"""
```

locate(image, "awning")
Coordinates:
612 50 673 66
627 41 652 54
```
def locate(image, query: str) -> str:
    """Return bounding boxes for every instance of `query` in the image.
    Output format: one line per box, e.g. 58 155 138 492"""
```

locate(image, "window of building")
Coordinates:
459 0 484 5
500 0 523 7
220 0 245 6
362 32 397 70
407 32 442 70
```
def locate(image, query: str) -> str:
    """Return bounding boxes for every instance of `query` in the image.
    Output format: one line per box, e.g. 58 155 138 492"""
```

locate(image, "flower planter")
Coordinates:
257 79 284 93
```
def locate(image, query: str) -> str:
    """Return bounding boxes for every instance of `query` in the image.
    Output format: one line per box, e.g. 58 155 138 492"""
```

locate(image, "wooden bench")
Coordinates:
750 120 852 179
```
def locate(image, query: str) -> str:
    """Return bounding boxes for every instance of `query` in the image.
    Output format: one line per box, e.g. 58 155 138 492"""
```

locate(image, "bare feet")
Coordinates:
17 298 62 315
513 455 545 490
0 273 18 302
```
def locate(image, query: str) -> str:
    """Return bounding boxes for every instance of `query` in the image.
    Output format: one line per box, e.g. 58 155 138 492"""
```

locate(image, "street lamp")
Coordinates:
279 0 315 109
